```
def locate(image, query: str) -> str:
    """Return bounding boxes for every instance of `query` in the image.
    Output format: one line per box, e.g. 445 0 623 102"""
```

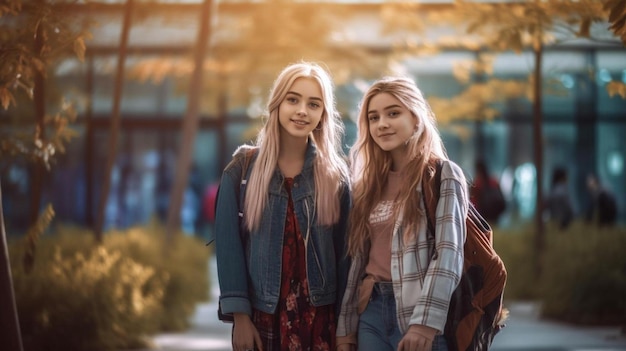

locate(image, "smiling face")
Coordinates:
367 92 417 156
278 77 324 141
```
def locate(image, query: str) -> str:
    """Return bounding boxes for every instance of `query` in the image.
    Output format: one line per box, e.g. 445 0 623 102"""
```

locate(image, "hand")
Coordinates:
232 313 263 351
336 343 356 351
397 326 433 351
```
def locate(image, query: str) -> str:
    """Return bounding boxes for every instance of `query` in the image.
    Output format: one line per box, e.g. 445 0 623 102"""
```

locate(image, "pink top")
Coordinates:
365 169 403 282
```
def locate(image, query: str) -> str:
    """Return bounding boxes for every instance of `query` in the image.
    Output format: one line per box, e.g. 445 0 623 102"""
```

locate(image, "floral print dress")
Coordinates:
253 178 336 351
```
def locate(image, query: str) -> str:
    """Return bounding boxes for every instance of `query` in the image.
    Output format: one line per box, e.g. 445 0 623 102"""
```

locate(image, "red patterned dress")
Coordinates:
253 178 336 351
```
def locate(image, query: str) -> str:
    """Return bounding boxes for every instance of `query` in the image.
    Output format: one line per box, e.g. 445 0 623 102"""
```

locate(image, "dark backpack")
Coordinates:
423 161 508 351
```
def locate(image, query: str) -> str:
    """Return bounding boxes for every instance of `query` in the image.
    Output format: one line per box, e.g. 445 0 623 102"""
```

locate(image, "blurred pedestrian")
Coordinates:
544 167 575 230
585 173 617 227
214 61 351 351
470 159 506 224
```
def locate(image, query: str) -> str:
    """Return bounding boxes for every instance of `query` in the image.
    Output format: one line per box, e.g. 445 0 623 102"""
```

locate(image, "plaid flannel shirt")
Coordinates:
337 160 468 342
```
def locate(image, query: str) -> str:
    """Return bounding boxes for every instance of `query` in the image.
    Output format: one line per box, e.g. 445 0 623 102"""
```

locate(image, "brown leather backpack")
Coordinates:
423 161 508 351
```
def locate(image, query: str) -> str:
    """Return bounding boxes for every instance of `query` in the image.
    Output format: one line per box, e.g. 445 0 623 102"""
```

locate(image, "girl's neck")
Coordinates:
390 148 409 172
280 134 308 158
279 135 308 178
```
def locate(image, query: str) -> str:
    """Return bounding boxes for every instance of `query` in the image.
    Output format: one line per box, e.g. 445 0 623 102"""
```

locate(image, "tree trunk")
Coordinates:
93 0 134 242
164 0 212 247
532 29 545 279
0 180 24 351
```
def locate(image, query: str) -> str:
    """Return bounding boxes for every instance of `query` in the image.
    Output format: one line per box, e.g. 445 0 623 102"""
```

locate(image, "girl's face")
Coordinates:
367 92 417 154
278 77 324 140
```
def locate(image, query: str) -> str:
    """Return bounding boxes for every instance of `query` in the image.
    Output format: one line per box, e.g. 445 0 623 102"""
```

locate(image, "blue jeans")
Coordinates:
358 282 448 351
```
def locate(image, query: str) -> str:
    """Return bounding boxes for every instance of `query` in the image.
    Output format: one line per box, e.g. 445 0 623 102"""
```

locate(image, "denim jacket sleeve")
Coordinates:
214 155 252 316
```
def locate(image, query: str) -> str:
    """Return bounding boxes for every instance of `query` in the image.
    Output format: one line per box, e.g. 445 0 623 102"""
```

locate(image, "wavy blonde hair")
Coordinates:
243 61 350 232
348 76 448 256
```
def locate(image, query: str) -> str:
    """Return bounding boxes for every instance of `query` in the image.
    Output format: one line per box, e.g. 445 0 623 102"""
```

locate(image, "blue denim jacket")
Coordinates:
215 142 351 317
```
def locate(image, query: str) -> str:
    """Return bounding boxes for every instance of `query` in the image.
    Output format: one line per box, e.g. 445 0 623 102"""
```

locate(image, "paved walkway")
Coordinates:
137 257 626 351
490 302 626 351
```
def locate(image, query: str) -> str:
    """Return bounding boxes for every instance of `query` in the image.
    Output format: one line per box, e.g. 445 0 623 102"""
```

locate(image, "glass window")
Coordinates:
596 51 626 116
597 122 625 222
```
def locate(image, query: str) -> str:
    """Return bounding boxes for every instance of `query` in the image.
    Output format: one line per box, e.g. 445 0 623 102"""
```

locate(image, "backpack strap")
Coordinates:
206 148 256 246
237 148 257 232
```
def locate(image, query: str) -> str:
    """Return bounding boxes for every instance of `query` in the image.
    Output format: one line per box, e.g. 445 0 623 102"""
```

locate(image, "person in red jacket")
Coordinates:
470 159 506 224
202 182 219 242
202 182 219 224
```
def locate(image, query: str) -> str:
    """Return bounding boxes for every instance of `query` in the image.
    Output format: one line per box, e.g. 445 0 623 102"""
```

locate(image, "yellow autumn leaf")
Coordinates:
73 36 86 62
450 125 472 141
0 88 16 110
606 81 626 99
484 108 500 120
452 61 473 84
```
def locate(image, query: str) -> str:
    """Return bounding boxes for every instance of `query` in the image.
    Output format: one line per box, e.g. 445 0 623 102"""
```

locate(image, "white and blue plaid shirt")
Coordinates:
337 160 468 342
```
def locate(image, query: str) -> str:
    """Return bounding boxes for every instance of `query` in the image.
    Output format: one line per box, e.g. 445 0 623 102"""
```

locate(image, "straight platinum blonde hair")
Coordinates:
241 61 350 232
348 76 449 256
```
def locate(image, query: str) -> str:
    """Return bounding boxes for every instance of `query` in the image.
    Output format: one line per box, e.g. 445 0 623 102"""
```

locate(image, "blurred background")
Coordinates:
1 0 625 350
1 0 625 239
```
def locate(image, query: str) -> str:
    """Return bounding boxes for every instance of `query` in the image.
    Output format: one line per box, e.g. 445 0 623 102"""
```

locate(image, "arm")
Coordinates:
216 162 265 350
397 324 438 351
410 161 467 333
214 165 252 316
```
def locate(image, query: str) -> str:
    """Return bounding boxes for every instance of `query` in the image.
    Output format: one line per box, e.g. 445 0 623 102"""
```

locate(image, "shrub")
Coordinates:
105 222 210 331
495 221 626 325
12 244 164 351
539 222 626 325
9 223 210 351
493 224 539 301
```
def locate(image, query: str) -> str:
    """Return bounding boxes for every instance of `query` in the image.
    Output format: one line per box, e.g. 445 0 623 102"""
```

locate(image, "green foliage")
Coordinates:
493 224 540 301
539 222 626 325
445 0 608 52
125 1 384 115
379 0 624 128
604 0 626 44
9 223 210 351
0 0 90 109
0 0 90 168
22 203 55 273
496 222 626 325
11 243 162 350
105 221 210 331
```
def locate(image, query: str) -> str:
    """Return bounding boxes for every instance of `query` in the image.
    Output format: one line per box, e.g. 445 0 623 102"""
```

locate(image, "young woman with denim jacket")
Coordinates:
336 77 469 351
215 62 351 351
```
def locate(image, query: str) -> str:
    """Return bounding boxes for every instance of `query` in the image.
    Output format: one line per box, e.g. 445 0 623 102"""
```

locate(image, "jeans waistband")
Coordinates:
372 281 394 296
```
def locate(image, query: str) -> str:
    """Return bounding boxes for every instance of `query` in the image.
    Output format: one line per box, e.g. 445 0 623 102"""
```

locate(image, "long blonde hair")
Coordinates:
243 61 350 232
348 76 448 256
